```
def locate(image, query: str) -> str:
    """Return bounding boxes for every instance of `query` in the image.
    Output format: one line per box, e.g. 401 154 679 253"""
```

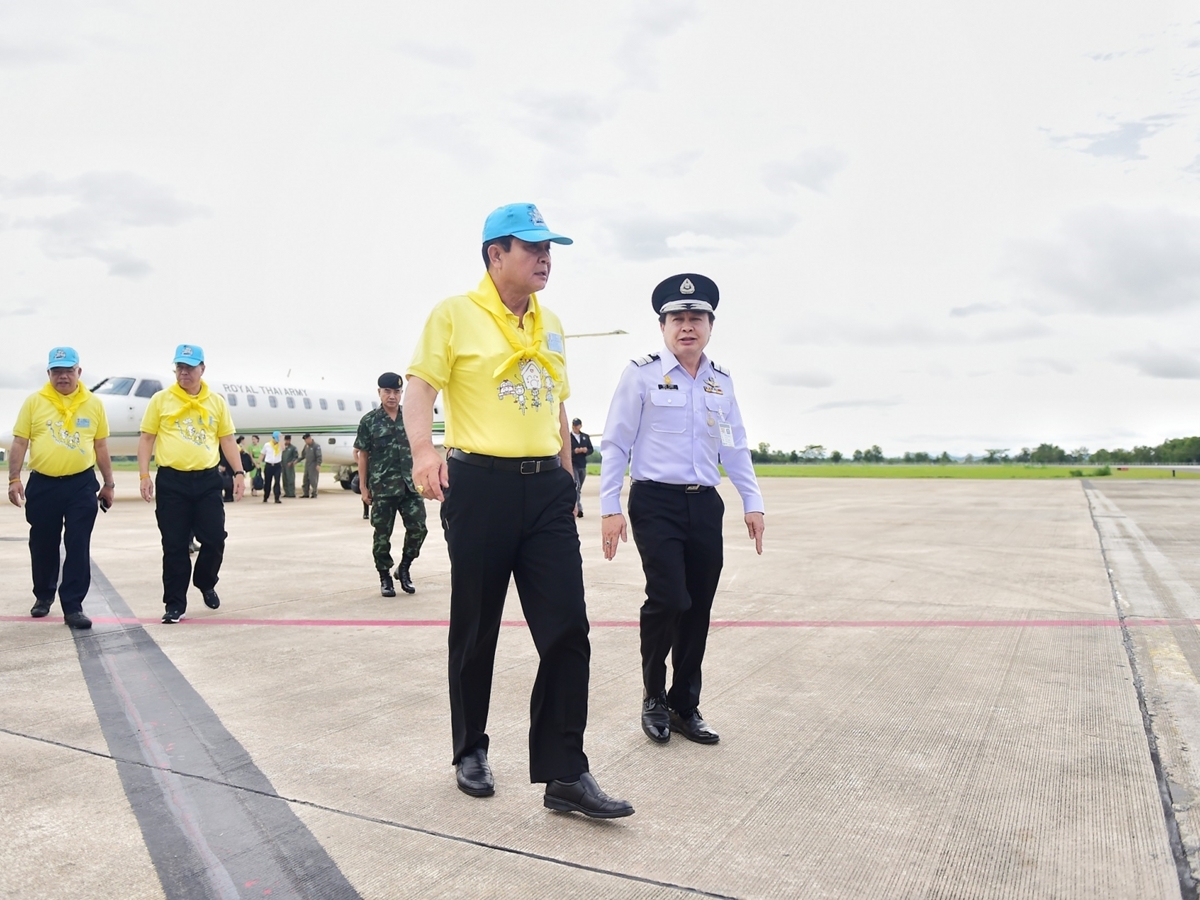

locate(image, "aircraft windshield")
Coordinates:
92 377 135 396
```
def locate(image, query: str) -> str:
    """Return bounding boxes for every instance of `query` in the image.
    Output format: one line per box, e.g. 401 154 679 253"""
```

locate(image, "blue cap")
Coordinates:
173 344 205 365
272 431 280 440
47 346 79 369
482 204 573 245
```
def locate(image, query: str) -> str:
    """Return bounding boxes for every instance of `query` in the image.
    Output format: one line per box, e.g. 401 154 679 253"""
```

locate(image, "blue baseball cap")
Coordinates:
173 344 205 365
482 203 573 245
47 346 79 369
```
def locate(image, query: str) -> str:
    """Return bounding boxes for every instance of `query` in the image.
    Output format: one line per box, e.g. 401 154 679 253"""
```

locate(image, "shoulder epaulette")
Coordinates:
712 361 730 375
632 353 660 367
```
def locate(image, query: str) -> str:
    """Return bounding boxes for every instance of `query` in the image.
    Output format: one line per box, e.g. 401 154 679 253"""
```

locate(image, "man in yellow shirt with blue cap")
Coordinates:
7 347 115 629
138 344 244 623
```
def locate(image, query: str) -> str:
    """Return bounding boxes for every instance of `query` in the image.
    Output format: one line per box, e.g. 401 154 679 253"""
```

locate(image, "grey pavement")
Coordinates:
2 475 1198 899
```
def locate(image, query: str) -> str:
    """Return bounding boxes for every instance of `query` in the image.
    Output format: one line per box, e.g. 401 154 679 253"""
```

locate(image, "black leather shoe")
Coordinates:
544 772 634 819
641 692 670 743
162 609 184 624
30 601 52 618
395 563 415 594
380 572 396 598
455 748 495 797
64 612 92 630
669 708 720 744
203 589 220 610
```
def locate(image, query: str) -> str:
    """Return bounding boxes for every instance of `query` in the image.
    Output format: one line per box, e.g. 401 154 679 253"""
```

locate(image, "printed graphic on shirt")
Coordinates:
176 414 215 447
497 358 557 414
42 418 85 455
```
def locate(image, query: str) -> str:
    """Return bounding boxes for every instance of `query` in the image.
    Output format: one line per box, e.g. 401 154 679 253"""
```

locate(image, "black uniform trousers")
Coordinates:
440 457 591 784
628 481 724 716
262 462 282 501
155 466 227 613
24 469 99 615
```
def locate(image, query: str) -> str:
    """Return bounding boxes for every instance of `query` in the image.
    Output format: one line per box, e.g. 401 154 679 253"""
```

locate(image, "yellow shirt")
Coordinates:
407 274 570 457
13 383 110 477
140 381 235 471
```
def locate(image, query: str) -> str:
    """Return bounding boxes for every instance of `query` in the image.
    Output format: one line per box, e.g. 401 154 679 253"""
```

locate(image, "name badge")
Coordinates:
547 332 564 353
719 422 734 447
76 418 91 427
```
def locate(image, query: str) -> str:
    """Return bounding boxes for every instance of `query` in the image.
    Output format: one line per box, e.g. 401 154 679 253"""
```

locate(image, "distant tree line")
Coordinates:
750 436 1200 465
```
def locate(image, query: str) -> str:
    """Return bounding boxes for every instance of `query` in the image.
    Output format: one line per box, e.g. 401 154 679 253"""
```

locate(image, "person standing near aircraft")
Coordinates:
7 347 116 629
569 417 593 517
138 344 244 623
404 202 633 818
281 434 299 498
299 433 322 497
261 431 283 503
355 372 427 597
600 274 765 745
248 435 262 496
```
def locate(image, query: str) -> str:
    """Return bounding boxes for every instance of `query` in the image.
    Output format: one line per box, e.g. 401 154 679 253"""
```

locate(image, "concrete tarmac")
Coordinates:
2 474 1198 899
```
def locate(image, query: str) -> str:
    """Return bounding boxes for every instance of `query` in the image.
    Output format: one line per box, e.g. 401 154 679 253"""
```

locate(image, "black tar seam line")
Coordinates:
1081 480 1199 900
0 725 740 900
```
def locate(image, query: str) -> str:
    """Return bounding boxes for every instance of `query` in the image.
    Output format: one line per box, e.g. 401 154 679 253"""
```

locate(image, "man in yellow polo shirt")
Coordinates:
138 344 245 624
405 203 633 819
8 347 115 629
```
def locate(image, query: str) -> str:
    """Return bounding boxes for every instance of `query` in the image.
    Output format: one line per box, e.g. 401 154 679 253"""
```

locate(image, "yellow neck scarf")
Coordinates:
39 382 89 427
168 380 212 428
467 274 561 382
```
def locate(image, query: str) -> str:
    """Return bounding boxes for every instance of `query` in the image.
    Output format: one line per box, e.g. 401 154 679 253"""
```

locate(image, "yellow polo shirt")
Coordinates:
141 381 235 471
13 383 110 477
407 274 570 457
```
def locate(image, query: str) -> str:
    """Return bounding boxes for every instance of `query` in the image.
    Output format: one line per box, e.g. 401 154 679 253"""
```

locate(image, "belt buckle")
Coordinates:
686 484 700 493
520 460 540 475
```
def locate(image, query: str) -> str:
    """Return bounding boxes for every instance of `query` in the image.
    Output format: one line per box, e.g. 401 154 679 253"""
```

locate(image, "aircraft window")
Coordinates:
269 396 278 408
337 399 345 411
135 380 162 398
286 397 295 409
328 438 336 445
319 399 328 410
227 394 238 407
247 395 257 407
355 400 362 411
93 378 135 396
303 398 312 409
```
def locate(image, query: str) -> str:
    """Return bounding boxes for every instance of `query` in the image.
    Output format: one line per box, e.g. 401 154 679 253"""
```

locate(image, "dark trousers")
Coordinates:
370 489 428 571
262 462 282 500
629 482 724 715
440 458 590 783
24 470 99 615
572 465 587 511
155 467 226 612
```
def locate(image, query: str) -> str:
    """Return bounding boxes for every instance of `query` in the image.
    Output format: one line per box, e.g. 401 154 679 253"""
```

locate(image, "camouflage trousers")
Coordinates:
371 491 428 572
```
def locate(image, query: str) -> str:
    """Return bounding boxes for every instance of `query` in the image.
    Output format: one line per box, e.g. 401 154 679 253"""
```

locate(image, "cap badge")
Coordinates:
679 278 695 294
182 346 194 357
54 349 66 360
528 207 546 227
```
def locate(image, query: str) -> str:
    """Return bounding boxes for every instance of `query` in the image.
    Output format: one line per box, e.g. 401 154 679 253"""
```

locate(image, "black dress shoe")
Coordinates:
669 708 720 744
641 692 670 743
455 748 495 797
30 601 52 618
380 572 396 598
395 563 415 594
64 612 92 629
203 589 221 609
544 772 634 819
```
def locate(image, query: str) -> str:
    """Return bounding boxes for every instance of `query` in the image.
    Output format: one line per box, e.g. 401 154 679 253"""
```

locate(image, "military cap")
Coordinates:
652 273 719 315
571 417 582 426
378 372 402 390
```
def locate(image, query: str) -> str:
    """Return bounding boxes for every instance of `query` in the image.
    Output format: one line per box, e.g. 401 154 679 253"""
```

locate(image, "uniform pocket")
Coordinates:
648 390 687 434
704 395 729 437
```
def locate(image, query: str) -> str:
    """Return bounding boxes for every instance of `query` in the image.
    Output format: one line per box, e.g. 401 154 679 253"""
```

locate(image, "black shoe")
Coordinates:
363 511 369 520
30 600 52 618
576 510 583 518
274 497 281 503
641 692 670 743
544 772 634 819
669 708 720 744
203 589 220 609
162 609 184 624
455 748 495 797
263 496 268 503
64 612 92 630
395 563 415 594
380 572 396 598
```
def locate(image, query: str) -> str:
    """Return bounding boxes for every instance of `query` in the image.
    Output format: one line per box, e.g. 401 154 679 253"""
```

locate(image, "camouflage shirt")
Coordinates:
354 407 415 497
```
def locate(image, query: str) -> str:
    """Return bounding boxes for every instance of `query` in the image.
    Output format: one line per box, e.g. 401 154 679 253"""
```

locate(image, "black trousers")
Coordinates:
24 469 99 615
629 482 724 715
155 467 226 613
572 466 587 511
262 462 282 500
440 458 590 783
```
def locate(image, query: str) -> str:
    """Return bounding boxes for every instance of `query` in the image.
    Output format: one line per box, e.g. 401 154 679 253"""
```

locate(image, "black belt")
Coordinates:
634 480 713 493
30 469 93 481
449 449 561 474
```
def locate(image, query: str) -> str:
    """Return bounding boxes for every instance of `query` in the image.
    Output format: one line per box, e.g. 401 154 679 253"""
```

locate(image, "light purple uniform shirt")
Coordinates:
599 347 764 517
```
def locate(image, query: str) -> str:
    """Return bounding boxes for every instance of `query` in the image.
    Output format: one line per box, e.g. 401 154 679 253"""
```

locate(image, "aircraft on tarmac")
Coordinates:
86 373 443 489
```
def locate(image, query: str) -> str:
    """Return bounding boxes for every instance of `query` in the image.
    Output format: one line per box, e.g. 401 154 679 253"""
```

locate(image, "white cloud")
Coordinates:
1115 344 1200 380
600 209 797 261
763 147 849 194
772 370 835 388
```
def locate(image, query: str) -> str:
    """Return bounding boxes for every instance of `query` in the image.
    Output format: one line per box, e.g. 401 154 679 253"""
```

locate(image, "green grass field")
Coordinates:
581 463 1200 480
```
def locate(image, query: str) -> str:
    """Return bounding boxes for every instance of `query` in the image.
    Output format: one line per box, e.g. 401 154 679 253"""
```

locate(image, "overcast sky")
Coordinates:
2 1 1198 457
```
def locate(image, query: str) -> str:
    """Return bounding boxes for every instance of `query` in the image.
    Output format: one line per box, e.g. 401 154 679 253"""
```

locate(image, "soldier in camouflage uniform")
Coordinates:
355 372 427 597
